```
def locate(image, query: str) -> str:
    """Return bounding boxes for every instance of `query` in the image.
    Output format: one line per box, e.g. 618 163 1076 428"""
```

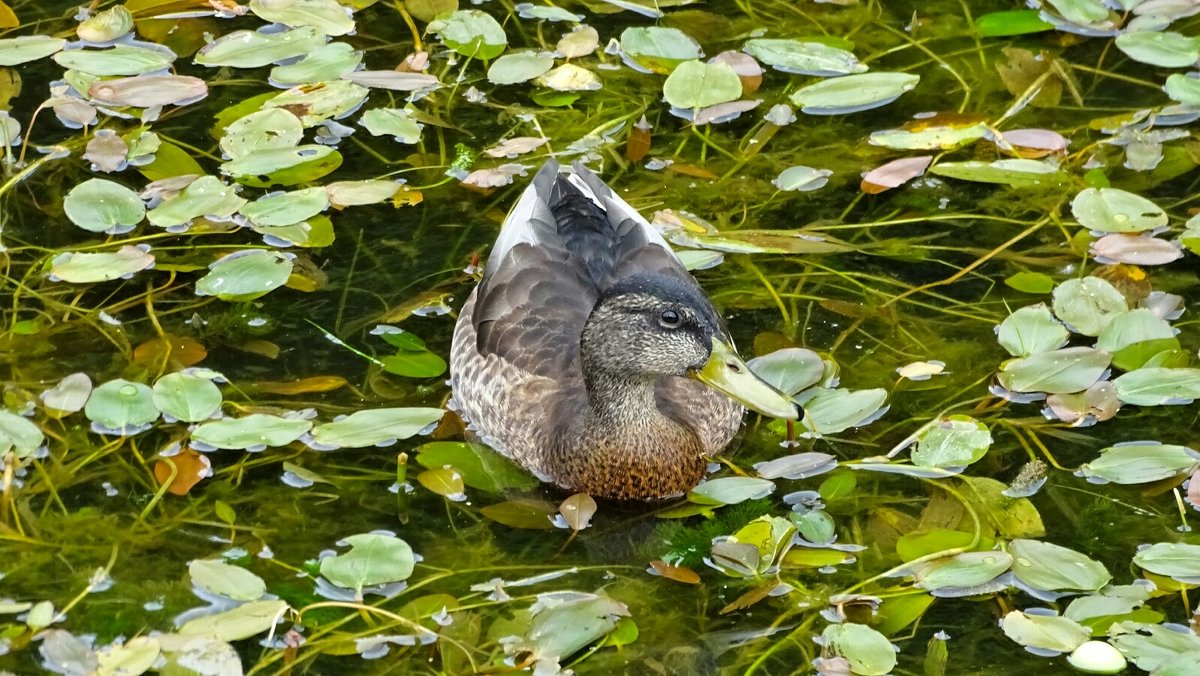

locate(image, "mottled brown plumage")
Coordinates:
449 161 793 500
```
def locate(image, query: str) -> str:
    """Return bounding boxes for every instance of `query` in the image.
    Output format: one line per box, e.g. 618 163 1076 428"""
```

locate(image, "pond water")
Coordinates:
1 0 1199 674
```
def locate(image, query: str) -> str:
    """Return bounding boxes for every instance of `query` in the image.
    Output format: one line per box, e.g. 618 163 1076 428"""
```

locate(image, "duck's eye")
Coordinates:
659 309 682 328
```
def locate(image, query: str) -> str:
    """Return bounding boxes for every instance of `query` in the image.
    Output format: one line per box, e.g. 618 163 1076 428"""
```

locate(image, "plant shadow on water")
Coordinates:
1 0 1199 673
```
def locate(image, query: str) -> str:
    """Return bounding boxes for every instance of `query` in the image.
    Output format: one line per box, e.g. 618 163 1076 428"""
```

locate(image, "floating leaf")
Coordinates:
191 414 312 450
1133 543 1200 583
1001 610 1089 655
915 551 1013 591
54 44 176 77
976 9 1054 36
1009 539 1111 592
487 52 554 85
249 0 355 36
997 347 1111 394
1095 308 1177 356
63 178 145 234
996 304 1070 357
1165 73 1200 106
189 559 266 601
505 592 630 674
869 120 989 150
689 477 774 505
147 176 246 229
1078 442 1199 485
85 379 159 434
747 348 825 396
772 165 832 192
49 246 155 283
911 415 992 468
789 72 918 114
221 145 342 186
1114 31 1200 69
429 10 507 60
264 80 368 126
755 452 838 480
929 159 1063 187
40 373 93 417
742 38 864 76
558 493 597 531
480 499 557 529
1071 188 1166 234
152 372 222 423
860 155 932 194
361 107 423 143
661 60 741 109
341 70 441 91
311 407 444 448
557 25 599 58
620 26 701 72
1090 234 1183 266
96 636 160 676
800 387 888 436
1052 277 1128 337
0 35 67 66
515 3 583 22
155 449 211 496
88 75 207 108
0 410 43 459
195 250 293 301
414 441 539 492
240 187 329 226
270 41 361 85
178 600 289 642
220 109 304 160
325 179 401 206
77 5 134 42
820 623 897 675
195 27 326 68
418 468 466 501
1113 368 1200 405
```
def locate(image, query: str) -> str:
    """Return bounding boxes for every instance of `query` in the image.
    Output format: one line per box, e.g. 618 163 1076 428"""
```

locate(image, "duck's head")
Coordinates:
581 274 800 420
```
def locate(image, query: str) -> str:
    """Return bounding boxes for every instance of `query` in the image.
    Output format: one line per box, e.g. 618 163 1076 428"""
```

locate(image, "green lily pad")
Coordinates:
76 5 134 42
0 410 44 459
195 27 326 68
773 165 832 191
789 72 919 114
63 178 145 234
1164 73 1200 106
428 10 507 60
868 121 989 150
0 35 67 66
1009 539 1111 593
360 108 424 143
1051 277 1128 337
996 304 1070 357
688 477 775 505
49 246 155 283
249 0 356 36
487 51 555 85
220 109 304 160
1133 543 1200 583
800 387 888 436
1077 442 1200 485
1112 367 1200 405
1005 272 1056 294
320 533 415 591
264 80 368 126
747 347 826 396
515 3 583 22
152 371 223 423
325 180 402 206
1071 188 1167 234
414 441 540 492
380 350 447 378
506 592 630 673
1115 31 1200 69
1001 610 1089 654
191 414 312 450
310 407 444 448
41 373 93 416
188 559 266 601
195 250 294 301
915 550 1013 591
976 9 1054 36
911 415 992 468
1109 622 1200 672
95 636 160 676
53 44 176 76
221 145 343 187
662 60 741 109
240 187 329 227
742 38 864 76
1095 309 1177 356
930 159 1063 187
178 600 289 642
997 347 1111 394
147 176 247 229
820 623 897 676
270 41 362 85
620 26 702 73
85 379 159 434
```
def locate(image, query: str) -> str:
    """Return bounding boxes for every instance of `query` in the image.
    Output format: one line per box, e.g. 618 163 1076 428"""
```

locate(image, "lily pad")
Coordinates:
820 623 897 675
742 38 864 76
620 26 702 72
996 304 1070 357
240 187 329 227
85 379 159 434
1001 610 1089 655
270 41 362 85
178 600 289 642
662 60 741 109
997 347 1111 394
152 372 222 423
1071 188 1167 234
487 52 555 85
789 72 919 114
194 250 294 301
747 347 825 396
360 108 424 143
310 407 444 448
188 559 266 601
414 441 539 492
54 44 176 77
1114 31 1200 69
800 387 888 436
772 165 832 191
191 414 312 450
428 10 507 60
63 178 146 234
320 533 415 591
1009 539 1111 593
249 0 356 36
1077 442 1200 485
195 27 326 68
221 145 343 187
220 109 305 160
147 176 246 229
1133 543 1200 583
1112 367 1200 405
49 246 155 283
915 551 1014 591
1052 277 1128 337
0 35 67 66
0 410 44 459
688 477 775 505
929 159 1063 187
911 415 992 469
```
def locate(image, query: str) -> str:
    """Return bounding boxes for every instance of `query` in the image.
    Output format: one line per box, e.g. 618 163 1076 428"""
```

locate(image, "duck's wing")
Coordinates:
472 160 691 379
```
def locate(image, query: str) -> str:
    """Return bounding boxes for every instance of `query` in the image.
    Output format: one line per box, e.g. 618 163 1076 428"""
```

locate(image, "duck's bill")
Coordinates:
692 337 801 420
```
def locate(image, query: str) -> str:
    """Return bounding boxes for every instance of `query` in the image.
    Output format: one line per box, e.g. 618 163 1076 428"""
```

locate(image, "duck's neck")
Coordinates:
547 364 707 500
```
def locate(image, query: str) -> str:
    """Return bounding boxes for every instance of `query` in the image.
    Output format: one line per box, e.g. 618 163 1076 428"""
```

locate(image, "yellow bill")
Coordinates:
692 337 800 420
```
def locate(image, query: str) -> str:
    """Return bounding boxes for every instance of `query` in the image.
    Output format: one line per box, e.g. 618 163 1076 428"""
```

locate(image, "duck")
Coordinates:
449 160 799 501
